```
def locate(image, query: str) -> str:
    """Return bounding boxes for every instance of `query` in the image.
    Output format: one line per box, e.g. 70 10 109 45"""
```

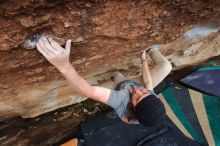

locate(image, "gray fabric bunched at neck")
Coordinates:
107 80 156 123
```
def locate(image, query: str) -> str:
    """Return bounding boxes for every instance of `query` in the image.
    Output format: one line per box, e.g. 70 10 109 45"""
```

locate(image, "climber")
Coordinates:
36 36 172 126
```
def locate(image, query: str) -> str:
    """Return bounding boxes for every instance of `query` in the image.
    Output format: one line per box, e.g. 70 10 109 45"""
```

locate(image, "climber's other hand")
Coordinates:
36 36 72 72
141 49 147 62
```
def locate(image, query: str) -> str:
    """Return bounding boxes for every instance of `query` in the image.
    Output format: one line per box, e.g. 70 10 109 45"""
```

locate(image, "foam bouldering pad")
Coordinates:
61 138 78 146
80 112 161 146
158 83 208 145
137 128 201 146
158 83 220 146
79 111 200 146
181 61 220 97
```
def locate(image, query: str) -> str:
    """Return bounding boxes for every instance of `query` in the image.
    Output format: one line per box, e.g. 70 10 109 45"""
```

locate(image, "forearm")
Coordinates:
36 37 110 103
59 63 95 97
142 61 153 90
59 63 110 103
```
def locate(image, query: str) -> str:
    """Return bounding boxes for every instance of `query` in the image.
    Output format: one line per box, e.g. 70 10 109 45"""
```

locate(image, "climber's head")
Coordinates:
129 87 166 126
130 87 150 107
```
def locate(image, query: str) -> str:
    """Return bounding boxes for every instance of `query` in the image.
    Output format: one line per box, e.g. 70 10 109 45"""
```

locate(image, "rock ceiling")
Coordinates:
0 0 220 119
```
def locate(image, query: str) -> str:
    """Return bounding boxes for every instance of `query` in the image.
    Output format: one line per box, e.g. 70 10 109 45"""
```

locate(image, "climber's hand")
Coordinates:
141 49 147 62
36 36 72 72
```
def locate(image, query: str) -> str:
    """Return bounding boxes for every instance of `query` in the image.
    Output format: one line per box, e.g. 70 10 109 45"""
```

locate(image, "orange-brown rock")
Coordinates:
0 0 220 119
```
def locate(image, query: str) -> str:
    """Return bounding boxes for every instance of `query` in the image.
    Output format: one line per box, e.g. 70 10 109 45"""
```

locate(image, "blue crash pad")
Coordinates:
181 62 220 97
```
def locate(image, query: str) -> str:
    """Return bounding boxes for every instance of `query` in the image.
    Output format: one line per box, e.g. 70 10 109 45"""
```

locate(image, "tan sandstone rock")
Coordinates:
0 0 220 119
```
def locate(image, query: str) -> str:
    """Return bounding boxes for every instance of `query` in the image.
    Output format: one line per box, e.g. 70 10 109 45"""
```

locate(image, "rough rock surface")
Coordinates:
0 62 219 146
0 0 220 119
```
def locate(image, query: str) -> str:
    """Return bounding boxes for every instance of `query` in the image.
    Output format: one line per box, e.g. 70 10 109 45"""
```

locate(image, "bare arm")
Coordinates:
141 50 153 90
60 63 111 103
36 36 111 103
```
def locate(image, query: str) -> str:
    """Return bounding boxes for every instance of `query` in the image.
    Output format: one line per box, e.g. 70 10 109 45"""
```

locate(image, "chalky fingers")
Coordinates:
38 36 58 56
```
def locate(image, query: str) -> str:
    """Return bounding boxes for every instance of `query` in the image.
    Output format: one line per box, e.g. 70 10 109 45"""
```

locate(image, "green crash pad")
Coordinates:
159 83 220 146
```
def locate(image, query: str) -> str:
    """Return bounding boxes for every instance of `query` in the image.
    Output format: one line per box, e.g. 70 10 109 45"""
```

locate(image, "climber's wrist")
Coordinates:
57 62 73 74
141 59 147 64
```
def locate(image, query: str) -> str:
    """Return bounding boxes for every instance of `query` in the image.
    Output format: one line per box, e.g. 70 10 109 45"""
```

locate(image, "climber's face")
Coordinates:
130 88 150 107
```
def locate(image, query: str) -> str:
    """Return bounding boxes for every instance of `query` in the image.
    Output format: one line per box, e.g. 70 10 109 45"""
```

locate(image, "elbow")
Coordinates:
89 87 98 98
86 86 102 100
76 86 96 98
